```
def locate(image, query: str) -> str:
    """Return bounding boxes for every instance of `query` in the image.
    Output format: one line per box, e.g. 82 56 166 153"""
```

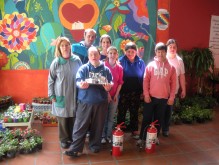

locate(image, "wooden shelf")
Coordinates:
2 111 34 128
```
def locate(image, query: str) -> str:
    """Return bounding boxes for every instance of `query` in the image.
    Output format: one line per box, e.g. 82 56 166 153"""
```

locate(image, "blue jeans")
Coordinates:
102 99 118 138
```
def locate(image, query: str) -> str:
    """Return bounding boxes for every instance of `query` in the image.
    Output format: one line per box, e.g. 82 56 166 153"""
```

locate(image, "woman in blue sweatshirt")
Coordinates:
117 42 146 139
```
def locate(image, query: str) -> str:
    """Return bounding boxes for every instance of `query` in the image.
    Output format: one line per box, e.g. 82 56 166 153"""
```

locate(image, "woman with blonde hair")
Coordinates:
48 37 82 149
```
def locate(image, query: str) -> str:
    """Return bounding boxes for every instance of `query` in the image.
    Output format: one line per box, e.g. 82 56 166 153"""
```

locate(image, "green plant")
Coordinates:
0 144 7 155
179 49 193 74
5 144 17 153
180 106 195 123
19 139 32 151
191 48 214 94
179 47 215 95
171 111 182 124
35 136 43 145
9 138 19 146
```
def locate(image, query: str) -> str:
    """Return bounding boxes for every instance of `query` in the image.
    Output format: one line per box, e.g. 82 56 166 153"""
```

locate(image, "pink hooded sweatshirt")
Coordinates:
143 57 176 101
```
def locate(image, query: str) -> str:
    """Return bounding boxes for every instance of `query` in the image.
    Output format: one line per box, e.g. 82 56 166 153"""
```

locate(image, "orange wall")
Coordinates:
0 70 49 103
169 0 219 50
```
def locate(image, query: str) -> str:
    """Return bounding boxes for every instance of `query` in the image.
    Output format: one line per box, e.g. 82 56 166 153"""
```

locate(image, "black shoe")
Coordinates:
63 150 78 157
90 148 100 153
162 132 169 137
61 142 71 149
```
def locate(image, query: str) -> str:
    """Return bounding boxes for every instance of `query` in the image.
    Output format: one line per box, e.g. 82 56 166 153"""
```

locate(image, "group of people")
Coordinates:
48 28 186 157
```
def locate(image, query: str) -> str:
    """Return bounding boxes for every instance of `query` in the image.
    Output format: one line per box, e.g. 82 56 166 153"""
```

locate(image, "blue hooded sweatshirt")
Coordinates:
76 61 113 104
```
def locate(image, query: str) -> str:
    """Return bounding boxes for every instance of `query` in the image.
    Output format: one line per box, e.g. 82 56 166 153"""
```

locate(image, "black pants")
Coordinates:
139 97 167 140
117 92 141 132
57 116 75 143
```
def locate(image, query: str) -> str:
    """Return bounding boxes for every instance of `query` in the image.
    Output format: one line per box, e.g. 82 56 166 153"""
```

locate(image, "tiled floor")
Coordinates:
2 106 219 165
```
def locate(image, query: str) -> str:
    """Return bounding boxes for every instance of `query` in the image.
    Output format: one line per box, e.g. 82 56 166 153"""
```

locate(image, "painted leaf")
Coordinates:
113 38 123 56
118 6 130 12
30 36 45 56
40 22 62 50
99 29 107 36
113 15 123 32
120 0 129 3
105 4 115 11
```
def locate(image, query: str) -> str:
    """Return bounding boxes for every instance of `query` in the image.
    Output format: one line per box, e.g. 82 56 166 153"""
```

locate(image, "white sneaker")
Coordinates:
136 139 144 148
107 137 112 143
86 133 90 138
156 138 160 145
101 138 106 144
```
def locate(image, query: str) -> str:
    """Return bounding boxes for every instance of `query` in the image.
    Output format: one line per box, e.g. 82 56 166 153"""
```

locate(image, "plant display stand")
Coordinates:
2 111 34 128
32 102 52 112
32 102 58 127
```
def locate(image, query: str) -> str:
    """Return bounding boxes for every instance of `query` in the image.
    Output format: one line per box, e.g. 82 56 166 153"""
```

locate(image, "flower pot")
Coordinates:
37 143 42 150
19 148 32 154
7 118 13 123
13 118 18 123
0 154 4 161
3 117 8 123
23 117 29 122
196 118 206 123
7 151 16 158
18 118 23 122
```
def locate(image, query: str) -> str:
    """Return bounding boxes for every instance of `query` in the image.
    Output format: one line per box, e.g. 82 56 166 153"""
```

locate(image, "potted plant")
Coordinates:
34 136 43 150
179 47 215 95
5 144 17 158
180 106 195 124
191 47 214 94
29 137 38 152
0 144 7 160
19 139 33 154
12 128 23 140
171 111 182 125
0 150 4 161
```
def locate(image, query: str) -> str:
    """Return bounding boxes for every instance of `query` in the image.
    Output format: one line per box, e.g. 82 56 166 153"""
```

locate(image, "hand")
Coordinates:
144 96 151 103
167 99 174 105
180 91 186 99
80 81 89 89
103 83 112 92
113 94 118 102
108 93 112 103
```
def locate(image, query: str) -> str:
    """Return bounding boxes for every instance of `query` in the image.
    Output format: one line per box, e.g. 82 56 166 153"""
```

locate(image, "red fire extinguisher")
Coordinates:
112 122 125 156
145 120 158 153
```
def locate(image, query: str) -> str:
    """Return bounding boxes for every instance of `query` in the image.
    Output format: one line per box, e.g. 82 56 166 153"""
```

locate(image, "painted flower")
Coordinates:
105 0 130 14
134 32 149 41
0 12 39 53
102 25 112 33
35 2 43 12
119 22 133 38
120 39 132 53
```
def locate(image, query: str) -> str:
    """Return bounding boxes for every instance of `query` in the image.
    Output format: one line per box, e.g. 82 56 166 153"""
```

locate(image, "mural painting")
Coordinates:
0 0 170 70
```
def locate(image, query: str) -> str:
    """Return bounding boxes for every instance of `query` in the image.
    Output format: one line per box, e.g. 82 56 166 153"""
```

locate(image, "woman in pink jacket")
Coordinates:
137 42 176 145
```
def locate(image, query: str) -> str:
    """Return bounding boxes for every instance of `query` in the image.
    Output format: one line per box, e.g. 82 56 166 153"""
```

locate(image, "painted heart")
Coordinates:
62 4 94 23
59 0 99 42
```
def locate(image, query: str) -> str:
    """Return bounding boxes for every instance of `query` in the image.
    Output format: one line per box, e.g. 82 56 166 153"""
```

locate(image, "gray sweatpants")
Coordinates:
69 101 108 152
